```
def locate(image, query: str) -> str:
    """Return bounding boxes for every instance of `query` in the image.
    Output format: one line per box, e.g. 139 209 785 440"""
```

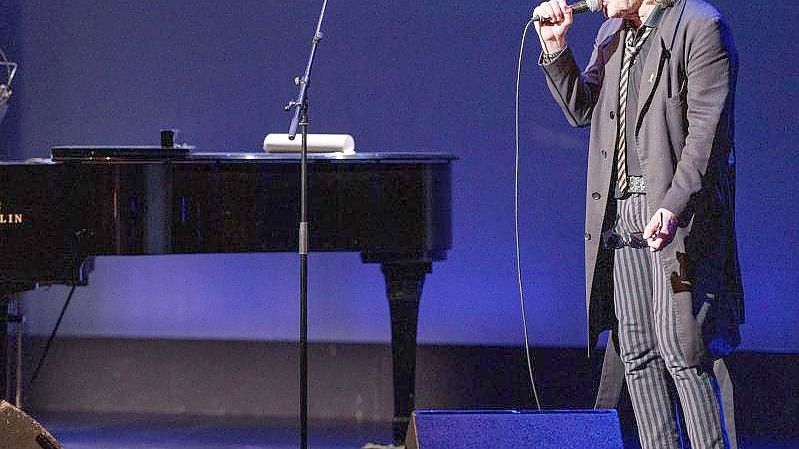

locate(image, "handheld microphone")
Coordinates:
532 0 602 22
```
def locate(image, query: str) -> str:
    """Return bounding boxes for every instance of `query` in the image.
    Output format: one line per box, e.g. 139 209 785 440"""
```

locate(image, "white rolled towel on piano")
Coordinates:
263 133 355 154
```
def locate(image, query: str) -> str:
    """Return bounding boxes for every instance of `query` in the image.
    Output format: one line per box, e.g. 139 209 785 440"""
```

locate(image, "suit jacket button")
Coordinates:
592 192 601 200
584 232 592 241
601 149 608 158
609 111 615 120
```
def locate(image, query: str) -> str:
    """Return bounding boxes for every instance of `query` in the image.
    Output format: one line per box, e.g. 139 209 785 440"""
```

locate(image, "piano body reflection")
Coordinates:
0 150 455 443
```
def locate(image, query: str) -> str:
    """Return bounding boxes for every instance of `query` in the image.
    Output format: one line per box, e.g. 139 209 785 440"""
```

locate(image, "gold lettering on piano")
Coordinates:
0 202 24 225
0 213 24 224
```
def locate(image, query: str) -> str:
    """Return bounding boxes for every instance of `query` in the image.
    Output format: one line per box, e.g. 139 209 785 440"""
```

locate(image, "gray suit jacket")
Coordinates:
541 0 742 364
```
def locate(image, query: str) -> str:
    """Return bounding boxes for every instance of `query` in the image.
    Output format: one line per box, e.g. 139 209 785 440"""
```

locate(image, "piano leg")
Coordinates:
381 261 431 446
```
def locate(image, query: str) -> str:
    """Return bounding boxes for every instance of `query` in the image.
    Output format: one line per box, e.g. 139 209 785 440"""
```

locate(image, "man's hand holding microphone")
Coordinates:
532 0 604 53
532 0 577 53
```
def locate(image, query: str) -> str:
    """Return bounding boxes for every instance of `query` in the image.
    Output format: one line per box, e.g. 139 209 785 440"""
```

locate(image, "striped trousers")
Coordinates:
611 194 728 449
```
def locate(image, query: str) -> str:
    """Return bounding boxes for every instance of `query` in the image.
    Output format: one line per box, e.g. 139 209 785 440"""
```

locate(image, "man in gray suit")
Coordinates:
532 0 742 447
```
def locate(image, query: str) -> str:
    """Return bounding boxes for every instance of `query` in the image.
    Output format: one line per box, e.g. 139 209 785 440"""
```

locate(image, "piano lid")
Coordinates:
47 149 457 164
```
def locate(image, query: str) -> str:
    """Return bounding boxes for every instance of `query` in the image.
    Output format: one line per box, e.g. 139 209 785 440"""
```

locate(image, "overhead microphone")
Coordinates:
532 0 602 22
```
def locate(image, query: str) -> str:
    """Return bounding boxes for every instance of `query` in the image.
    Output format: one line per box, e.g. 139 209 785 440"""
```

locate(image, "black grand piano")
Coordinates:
0 148 455 444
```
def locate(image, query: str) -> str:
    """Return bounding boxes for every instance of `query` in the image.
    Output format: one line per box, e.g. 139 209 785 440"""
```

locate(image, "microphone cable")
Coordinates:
513 17 543 411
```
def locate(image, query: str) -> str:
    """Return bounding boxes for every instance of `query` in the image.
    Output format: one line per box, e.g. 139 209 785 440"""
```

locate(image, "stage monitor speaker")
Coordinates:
405 409 623 449
0 401 64 449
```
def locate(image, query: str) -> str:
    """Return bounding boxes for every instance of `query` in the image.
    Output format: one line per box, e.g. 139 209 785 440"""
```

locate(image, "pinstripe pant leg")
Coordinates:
652 253 727 449
613 194 680 449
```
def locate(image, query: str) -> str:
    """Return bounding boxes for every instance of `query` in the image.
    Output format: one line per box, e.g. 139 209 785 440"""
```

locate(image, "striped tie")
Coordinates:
615 25 653 196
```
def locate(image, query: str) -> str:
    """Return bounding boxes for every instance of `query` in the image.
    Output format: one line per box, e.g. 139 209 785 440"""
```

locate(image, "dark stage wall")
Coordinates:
22 337 799 439
1 1 797 351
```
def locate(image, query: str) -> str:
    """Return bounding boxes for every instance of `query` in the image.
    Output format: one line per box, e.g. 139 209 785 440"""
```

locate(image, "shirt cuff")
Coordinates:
539 46 569 66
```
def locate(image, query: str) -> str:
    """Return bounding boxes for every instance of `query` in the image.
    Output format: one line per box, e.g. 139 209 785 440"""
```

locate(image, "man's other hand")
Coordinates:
643 208 678 252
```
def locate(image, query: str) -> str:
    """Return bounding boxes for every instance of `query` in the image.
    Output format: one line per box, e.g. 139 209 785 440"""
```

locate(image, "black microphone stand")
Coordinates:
284 1 328 448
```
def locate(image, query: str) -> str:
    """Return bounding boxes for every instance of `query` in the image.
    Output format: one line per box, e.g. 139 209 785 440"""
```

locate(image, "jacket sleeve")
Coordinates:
539 36 606 128
660 16 736 216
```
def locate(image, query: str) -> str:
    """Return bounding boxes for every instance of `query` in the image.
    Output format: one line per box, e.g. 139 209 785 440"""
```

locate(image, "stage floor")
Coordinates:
32 412 799 449
38 413 390 449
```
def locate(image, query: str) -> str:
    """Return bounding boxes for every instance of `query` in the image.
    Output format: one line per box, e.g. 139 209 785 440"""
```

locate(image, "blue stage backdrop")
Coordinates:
2 1 796 352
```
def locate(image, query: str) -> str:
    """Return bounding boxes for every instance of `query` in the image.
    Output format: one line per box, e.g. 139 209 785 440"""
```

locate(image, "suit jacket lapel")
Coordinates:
635 1 687 128
602 21 625 121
